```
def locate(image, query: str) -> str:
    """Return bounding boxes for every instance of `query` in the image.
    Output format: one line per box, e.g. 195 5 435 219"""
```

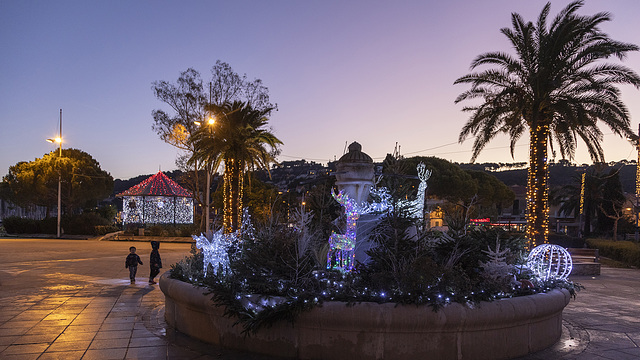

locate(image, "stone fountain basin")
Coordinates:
160 273 571 360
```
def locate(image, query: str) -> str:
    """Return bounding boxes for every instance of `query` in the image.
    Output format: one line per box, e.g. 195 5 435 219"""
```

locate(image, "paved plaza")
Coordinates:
0 237 639 360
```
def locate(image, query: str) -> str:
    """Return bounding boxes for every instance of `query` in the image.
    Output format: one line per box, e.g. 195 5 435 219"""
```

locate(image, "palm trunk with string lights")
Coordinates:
525 124 550 247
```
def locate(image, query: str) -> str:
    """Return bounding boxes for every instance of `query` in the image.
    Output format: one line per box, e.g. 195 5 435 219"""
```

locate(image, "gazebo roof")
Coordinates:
116 171 192 197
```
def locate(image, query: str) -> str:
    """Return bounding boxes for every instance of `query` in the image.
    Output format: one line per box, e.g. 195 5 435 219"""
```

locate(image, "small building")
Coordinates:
116 171 193 225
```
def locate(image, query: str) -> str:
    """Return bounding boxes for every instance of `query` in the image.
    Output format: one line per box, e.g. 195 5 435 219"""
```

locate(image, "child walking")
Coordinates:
125 246 143 283
149 241 162 285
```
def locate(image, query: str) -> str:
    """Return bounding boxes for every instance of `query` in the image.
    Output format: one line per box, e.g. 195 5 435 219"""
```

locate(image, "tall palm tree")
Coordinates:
190 101 282 232
455 1 640 246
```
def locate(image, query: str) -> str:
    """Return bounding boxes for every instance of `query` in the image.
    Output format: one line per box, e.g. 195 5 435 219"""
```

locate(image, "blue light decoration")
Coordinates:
326 163 431 273
194 229 232 276
194 208 254 277
526 244 573 281
327 189 359 272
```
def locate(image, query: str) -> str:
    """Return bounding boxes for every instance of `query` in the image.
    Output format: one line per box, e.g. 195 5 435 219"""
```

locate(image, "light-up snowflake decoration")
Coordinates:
526 244 573 281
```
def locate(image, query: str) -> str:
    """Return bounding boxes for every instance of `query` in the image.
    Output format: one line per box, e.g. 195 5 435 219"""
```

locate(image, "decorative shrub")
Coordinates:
171 215 580 334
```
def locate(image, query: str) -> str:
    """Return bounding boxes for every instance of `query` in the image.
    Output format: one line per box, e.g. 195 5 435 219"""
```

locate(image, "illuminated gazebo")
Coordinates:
117 171 193 225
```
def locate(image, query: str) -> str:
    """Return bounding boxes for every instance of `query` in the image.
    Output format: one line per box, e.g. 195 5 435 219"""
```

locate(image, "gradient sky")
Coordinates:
1 0 639 180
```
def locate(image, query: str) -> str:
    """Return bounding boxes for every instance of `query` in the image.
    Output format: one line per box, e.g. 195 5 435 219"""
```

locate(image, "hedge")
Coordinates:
2 214 115 236
586 238 640 268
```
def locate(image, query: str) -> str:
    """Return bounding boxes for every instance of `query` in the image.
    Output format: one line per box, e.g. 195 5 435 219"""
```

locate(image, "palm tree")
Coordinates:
190 101 282 232
455 1 640 246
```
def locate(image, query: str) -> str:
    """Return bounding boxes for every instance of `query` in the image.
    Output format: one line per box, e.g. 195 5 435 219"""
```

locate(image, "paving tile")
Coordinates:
87 337 130 350
65 324 101 332
93 330 132 340
69 317 104 326
24 325 67 335
0 320 39 330
39 319 74 327
0 335 20 346
47 340 91 353
56 332 96 342
1 342 50 355
99 322 134 331
0 353 42 360
131 329 155 338
128 336 166 348
0 327 30 336
13 333 59 344
81 347 127 360
124 345 168 359
39 350 85 360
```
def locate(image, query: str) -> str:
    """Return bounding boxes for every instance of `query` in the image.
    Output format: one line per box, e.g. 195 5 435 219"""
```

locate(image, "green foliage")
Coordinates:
2 217 55 234
170 216 568 334
2 149 113 214
587 238 640 268
2 213 114 235
455 0 640 244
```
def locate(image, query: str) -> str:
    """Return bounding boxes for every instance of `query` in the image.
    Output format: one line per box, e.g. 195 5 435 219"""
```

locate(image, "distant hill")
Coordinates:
459 161 637 193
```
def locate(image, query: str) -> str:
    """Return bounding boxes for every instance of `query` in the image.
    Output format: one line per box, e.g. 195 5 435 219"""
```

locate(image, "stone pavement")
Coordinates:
0 237 639 360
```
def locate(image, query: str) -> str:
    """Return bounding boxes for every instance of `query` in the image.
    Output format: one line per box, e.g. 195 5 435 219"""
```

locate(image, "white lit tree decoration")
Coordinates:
526 244 573 281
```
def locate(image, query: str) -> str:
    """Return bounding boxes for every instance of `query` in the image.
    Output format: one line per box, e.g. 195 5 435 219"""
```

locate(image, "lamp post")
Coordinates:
194 83 216 232
46 109 63 238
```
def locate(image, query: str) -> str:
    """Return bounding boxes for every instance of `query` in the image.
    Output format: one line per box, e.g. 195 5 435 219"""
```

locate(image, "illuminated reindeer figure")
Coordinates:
327 189 359 272
193 228 231 276
401 162 431 220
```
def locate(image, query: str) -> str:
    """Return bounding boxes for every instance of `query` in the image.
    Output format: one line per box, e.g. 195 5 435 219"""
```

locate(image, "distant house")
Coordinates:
116 171 193 225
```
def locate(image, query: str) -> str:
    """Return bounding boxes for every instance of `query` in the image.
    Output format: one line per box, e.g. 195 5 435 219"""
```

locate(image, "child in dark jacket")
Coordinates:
149 241 162 285
125 246 143 283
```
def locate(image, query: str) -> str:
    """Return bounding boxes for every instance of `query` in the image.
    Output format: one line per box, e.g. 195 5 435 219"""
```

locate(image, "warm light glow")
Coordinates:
46 137 62 144
193 120 202 126
207 117 215 125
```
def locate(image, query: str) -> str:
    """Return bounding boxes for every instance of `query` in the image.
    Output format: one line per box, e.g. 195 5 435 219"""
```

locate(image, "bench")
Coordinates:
567 248 600 276
567 248 599 262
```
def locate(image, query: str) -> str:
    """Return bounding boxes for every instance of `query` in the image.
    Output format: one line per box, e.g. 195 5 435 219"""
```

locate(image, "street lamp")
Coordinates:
195 82 216 232
46 109 63 238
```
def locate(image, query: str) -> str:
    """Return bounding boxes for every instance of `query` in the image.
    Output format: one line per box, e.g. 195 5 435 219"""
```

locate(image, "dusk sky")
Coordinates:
2 0 639 180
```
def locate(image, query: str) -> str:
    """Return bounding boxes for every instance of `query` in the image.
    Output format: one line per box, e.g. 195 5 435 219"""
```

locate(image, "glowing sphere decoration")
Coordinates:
526 244 573 281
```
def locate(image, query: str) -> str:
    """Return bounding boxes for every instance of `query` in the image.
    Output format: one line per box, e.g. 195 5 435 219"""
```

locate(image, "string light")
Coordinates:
526 244 573 281
117 171 194 225
327 189 359 272
327 163 431 272
223 159 244 233
525 125 550 247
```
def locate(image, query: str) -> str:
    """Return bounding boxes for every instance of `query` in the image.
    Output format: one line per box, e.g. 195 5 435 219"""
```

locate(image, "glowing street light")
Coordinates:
45 109 63 238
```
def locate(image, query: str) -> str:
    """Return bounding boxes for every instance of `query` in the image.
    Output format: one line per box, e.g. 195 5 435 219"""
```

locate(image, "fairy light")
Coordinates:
194 229 233 276
117 171 193 225
525 125 550 248
327 189 359 272
526 244 573 281
222 159 245 233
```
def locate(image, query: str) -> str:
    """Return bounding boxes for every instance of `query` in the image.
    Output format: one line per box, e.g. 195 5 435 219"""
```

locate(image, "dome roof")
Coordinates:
338 142 373 164
116 171 192 197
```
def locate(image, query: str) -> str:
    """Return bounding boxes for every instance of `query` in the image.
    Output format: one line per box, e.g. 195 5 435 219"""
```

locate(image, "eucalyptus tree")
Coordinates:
189 101 282 232
455 1 640 246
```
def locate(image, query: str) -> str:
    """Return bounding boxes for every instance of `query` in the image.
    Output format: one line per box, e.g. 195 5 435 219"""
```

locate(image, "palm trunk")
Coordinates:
526 125 550 247
223 158 244 233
